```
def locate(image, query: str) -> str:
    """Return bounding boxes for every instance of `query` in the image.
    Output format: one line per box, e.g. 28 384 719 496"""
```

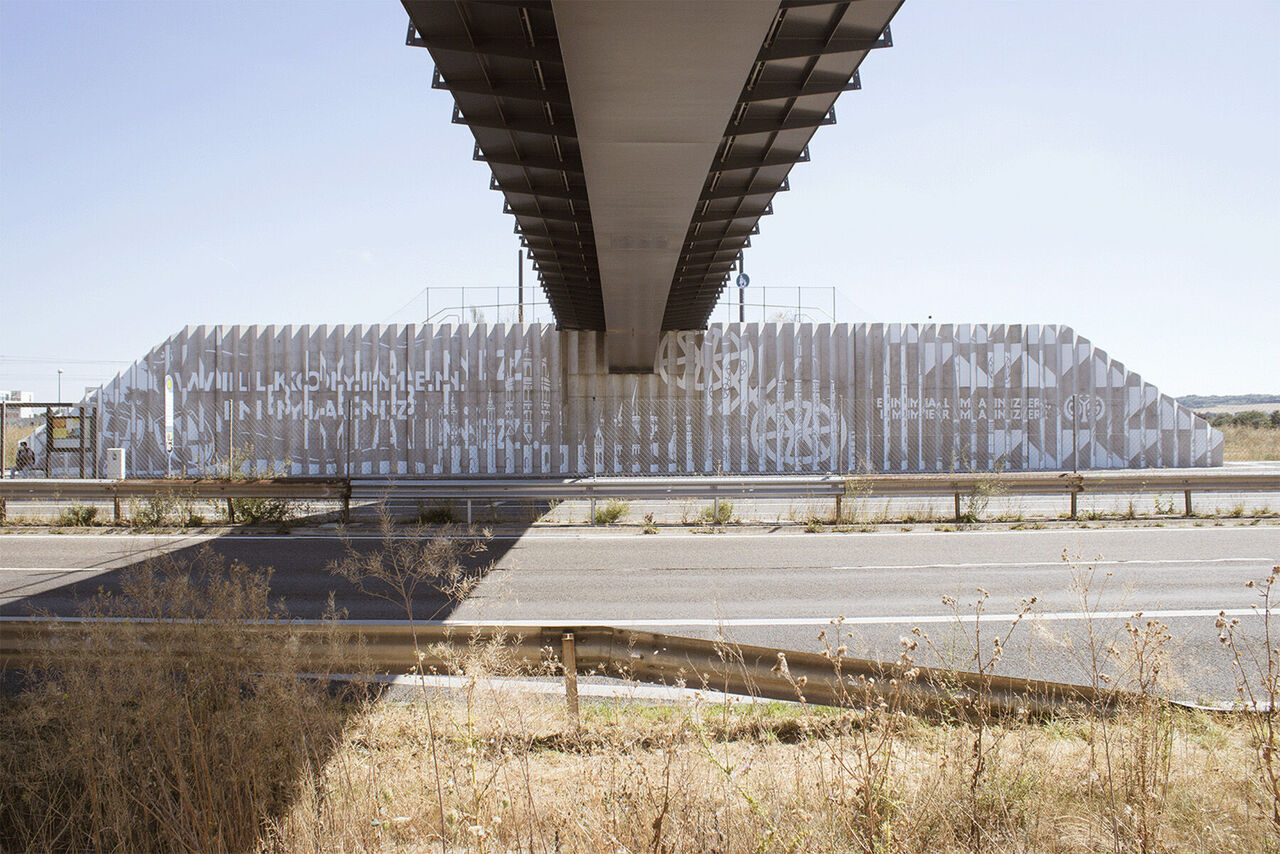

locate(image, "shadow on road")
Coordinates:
0 507 536 621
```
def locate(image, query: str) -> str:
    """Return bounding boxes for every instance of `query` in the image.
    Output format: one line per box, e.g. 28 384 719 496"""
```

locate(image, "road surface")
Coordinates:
2 525 1277 700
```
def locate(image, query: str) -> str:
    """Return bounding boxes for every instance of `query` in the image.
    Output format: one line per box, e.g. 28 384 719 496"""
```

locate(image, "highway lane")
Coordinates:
2 525 1277 700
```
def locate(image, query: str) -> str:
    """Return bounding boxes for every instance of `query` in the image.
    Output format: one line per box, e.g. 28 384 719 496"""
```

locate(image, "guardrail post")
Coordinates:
1070 489 1078 520
0 497 6 525
1184 489 1192 517
561 632 580 729
112 492 121 525
466 499 473 527
341 481 351 524
713 494 720 527
954 491 961 523
226 498 235 524
588 487 596 526
835 492 843 522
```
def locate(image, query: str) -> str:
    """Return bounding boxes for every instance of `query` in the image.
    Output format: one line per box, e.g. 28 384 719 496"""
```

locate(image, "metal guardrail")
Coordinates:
354 470 1280 521
0 477 348 501
0 477 348 524
0 619 1114 718
1 471 1278 524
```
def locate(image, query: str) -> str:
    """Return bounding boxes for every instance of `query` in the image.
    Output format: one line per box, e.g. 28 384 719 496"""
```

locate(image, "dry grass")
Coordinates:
267 697 1266 854
2 542 1277 853
1222 425 1280 461
0 551 353 853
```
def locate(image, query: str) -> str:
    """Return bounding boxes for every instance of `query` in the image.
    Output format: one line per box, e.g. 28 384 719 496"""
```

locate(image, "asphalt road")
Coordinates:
3 525 1278 701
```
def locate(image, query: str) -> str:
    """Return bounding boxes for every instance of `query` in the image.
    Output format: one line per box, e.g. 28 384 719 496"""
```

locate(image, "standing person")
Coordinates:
12 440 36 478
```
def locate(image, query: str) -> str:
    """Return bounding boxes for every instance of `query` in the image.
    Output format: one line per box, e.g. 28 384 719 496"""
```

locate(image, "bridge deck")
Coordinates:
403 0 902 369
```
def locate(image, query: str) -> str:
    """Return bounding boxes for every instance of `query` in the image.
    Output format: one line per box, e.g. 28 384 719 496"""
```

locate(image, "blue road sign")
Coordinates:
736 273 750 289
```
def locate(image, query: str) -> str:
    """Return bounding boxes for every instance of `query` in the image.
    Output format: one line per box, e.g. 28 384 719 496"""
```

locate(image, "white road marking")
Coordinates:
431 608 1279 628
1 525 1278 544
2 558 1272 577
5 608 1272 627
831 557 1273 571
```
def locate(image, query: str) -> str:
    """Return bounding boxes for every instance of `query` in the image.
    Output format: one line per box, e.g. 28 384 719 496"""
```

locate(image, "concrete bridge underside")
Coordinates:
403 0 903 371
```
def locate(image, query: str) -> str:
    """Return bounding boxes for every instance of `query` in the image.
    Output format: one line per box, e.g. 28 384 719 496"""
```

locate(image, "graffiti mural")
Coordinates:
89 323 1222 476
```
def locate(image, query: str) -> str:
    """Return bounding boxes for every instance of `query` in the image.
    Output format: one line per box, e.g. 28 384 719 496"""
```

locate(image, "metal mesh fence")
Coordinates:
1 406 39 478
2 403 97 479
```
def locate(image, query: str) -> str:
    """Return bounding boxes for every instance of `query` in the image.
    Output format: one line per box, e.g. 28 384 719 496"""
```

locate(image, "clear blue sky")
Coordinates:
2 1 1276 401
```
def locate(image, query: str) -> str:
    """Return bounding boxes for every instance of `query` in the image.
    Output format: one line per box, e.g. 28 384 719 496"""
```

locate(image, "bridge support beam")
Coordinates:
552 0 779 371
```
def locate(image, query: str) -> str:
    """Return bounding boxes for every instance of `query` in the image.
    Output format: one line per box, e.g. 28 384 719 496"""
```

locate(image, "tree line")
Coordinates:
1197 410 1280 429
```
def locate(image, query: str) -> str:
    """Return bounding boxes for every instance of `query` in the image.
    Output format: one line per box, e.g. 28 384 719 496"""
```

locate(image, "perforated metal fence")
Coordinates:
80 389 1222 480
80 323 1223 478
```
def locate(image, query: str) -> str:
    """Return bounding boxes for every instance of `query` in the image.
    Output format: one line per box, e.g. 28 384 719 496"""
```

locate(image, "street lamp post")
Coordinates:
57 369 63 405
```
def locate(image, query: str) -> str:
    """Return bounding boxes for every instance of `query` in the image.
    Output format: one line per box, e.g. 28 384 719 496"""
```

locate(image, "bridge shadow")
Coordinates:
0 499 542 621
0 500 544 851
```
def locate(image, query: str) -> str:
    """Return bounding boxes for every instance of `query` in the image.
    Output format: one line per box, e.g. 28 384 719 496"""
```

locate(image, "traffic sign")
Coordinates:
736 273 750 289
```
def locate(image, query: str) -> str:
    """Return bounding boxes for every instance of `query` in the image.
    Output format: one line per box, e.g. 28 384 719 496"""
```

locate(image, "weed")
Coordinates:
1217 565 1280 835
958 474 1006 524
232 496 294 525
0 551 350 852
841 475 874 523
127 494 179 529
417 500 456 525
593 498 629 525
915 588 1037 849
642 512 658 534
126 490 207 528
803 517 825 533
697 499 733 526
226 448 303 525
54 503 98 527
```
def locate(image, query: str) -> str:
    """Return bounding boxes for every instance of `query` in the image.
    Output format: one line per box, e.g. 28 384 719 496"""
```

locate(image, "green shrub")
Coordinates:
698 500 733 525
1208 410 1280 429
593 499 629 525
229 495 293 525
225 449 300 525
55 504 98 527
128 495 179 529
127 493 206 529
417 501 456 525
